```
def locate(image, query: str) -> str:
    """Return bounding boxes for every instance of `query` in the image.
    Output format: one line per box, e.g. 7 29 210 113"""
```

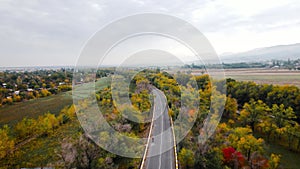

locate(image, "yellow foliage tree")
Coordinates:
268 154 281 169
228 127 264 160
0 125 14 159
178 148 194 169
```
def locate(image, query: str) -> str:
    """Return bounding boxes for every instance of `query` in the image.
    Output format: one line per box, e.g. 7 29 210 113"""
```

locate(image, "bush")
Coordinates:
40 89 51 97
0 125 14 159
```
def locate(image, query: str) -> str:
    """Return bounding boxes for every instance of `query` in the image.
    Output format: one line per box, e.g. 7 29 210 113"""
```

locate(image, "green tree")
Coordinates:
0 88 8 106
223 96 238 120
239 99 269 132
257 118 278 142
268 154 281 169
271 104 296 128
40 89 51 97
285 123 300 149
15 118 37 140
37 113 59 135
178 148 195 169
228 127 264 161
0 125 14 159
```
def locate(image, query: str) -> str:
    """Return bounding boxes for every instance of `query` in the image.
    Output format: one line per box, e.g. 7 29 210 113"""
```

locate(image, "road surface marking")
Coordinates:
158 92 163 169
170 117 179 169
140 91 156 169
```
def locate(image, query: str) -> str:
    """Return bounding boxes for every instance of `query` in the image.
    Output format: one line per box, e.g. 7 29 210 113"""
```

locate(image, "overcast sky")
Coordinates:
1 0 300 67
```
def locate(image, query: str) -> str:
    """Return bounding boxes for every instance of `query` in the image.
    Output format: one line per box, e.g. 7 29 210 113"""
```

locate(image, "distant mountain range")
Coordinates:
220 43 300 63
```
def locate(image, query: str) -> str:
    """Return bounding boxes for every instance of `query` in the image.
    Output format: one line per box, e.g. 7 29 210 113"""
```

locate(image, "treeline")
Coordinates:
0 88 53 105
178 122 281 169
176 74 300 169
172 74 281 169
0 105 76 164
0 69 73 106
222 62 267 69
0 69 72 90
129 70 183 120
227 79 300 121
0 100 134 168
224 78 300 153
238 99 300 152
0 68 115 106
128 72 298 168
184 58 300 69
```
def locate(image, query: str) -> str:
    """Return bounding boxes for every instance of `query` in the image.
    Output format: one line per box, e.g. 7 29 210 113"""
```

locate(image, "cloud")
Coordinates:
0 0 299 66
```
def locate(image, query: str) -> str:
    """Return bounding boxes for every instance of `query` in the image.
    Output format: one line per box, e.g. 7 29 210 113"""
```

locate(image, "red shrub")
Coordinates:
222 147 246 168
222 147 236 162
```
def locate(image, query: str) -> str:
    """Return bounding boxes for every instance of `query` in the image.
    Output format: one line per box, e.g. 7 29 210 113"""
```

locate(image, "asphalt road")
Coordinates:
143 89 176 169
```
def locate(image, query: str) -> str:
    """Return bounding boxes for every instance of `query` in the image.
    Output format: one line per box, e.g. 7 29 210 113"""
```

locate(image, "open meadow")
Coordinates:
224 68 300 87
0 77 110 127
0 92 73 126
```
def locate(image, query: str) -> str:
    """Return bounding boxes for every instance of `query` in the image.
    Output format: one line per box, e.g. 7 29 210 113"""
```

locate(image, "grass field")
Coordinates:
265 142 300 169
254 132 300 169
224 69 300 87
0 77 111 127
0 92 73 127
0 117 82 167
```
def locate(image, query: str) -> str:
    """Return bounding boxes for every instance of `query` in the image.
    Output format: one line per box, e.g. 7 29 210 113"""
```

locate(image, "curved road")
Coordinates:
142 89 176 169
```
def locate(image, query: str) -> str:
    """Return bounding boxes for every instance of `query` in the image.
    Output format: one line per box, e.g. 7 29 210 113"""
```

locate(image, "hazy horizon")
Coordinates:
1 0 300 67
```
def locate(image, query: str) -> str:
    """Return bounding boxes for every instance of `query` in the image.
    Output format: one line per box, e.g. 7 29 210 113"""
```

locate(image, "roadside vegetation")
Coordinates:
176 75 300 169
0 68 300 168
